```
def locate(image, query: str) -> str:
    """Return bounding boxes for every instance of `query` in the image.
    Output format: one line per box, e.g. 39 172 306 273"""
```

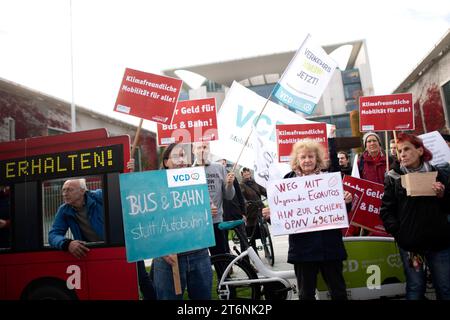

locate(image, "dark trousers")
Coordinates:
137 260 156 300
294 260 347 300
209 223 228 256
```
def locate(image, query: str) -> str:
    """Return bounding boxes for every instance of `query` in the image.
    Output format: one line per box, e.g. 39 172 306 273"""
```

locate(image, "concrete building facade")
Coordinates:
393 29 450 135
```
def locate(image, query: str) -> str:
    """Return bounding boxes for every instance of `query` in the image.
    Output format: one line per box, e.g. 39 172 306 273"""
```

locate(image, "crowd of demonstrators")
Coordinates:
151 143 214 300
337 151 352 177
381 133 450 300
218 160 250 254
263 139 352 300
48 178 156 300
43 126 450 301
192 142 235 256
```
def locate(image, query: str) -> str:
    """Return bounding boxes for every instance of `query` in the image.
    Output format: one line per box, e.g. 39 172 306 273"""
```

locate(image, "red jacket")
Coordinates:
358 151 389 184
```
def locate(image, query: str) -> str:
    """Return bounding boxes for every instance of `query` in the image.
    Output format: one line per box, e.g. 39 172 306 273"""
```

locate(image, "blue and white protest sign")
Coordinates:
119 166 215 262
273 34 338 115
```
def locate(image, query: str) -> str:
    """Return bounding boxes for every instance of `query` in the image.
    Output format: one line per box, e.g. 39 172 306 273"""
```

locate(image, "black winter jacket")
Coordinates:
380 165 450 253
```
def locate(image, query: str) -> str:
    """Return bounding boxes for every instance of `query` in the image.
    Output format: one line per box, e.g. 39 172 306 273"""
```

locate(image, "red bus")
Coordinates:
0 128 139 300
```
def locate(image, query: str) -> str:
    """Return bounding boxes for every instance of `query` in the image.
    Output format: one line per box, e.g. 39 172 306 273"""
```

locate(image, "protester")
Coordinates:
239 167 267 250
337 151 352 177
358 132 392 184
192 142 235 256
48 178 156 300
263 139 352 300
389 139 398 160
218 160 249 254
353 132 393 236
439 129 450 149
380 133 450 300
152 143 213 300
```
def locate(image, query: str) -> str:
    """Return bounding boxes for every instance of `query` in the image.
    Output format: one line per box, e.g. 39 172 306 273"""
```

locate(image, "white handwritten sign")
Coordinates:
419 131 450 165
267 172 348 236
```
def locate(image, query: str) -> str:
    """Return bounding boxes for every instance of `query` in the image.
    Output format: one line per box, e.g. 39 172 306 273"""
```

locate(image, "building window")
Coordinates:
4 117 15 141
308 114 351 138
442 80 450 126
341 69 363 112
248 84 276 99
47 127 70 136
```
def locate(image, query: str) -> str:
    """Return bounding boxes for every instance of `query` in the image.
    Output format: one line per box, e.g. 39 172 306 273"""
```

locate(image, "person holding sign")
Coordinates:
358 132 393 184
263 139 352 300
192 142 235 256
152 143 214 300
240 167 268 250
380 133 450 300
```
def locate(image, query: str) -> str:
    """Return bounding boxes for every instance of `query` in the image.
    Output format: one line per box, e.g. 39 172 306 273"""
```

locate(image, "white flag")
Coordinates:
273 34 338 115
351 154 360 178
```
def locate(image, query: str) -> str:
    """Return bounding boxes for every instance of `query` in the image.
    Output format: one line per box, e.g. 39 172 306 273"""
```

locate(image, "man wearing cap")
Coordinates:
358 132 392 185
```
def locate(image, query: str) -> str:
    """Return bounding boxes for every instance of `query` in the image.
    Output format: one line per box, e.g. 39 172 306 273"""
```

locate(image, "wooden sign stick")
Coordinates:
172 255 182 295
385 131 389 173
130 118 144 158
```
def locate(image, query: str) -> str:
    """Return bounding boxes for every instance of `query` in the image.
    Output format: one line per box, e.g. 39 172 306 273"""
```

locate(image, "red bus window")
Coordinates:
0 185 11 250
42 176 105 248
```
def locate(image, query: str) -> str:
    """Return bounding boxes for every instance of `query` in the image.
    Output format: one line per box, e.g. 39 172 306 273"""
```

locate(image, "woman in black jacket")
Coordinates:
380 133 450 300
264 139 352 300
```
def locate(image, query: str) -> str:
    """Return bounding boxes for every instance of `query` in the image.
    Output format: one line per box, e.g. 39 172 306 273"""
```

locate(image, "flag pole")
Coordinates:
385 131 389 172
231 98 270 171
131 118 144 159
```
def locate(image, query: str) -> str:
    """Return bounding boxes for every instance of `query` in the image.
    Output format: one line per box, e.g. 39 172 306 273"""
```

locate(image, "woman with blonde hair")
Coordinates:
264 139 352 300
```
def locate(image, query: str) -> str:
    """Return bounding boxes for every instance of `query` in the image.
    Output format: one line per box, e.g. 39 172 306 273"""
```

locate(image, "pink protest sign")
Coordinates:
342 175 388 236
359 93 414 132
156 98 218 145
114 68 183 124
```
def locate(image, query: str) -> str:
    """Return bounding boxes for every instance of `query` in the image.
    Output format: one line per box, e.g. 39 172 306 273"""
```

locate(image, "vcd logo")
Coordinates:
167 167 206 188
173 172 200 182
